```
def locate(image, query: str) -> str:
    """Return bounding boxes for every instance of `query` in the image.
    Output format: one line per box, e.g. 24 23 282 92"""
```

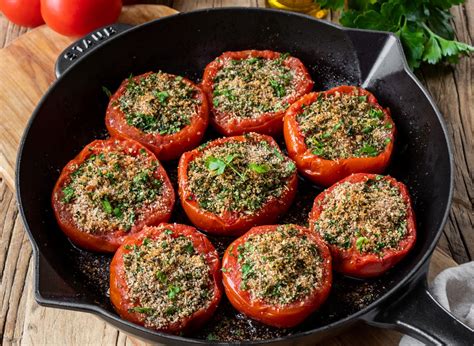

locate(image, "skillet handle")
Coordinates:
367 277 473 345
55 23 133 79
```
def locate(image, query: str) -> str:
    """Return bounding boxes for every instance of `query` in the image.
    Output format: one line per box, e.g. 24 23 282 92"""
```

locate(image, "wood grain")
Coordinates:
416 2 473 264
0 1 472 345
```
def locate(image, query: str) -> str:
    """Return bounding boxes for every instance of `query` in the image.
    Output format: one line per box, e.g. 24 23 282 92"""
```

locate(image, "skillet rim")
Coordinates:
15 7 454 344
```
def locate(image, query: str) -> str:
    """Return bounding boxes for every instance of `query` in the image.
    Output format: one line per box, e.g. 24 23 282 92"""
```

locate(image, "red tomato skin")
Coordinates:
222 224 332 328
51 138 175 253
178 134 298 237
110 223 222 334
106 72 209 161
41 0 122 37
309 173 416 278
283 86 396 187
0 0 44 27
201 50 314 136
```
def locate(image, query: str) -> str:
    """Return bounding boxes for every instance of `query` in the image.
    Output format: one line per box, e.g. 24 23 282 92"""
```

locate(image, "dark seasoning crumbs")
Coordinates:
297 91 392 160
212 54 304 118
187 133 296 216
61 146 164 234
117 72 199 135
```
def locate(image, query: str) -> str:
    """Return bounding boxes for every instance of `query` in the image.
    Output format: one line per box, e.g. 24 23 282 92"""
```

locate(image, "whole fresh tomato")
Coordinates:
0 0 44 27
41 0 122 37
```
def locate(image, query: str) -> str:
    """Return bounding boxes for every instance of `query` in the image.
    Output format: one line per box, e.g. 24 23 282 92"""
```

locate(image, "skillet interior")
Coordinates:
16 8 452 343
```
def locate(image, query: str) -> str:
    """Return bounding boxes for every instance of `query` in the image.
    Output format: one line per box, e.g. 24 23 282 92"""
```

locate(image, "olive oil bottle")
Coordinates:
266 0 327 18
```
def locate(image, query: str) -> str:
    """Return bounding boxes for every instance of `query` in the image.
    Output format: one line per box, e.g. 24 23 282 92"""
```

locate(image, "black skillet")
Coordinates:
16 7 473 345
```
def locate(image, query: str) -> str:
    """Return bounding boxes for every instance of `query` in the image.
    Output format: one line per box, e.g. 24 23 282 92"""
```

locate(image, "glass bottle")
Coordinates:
266 0 327 18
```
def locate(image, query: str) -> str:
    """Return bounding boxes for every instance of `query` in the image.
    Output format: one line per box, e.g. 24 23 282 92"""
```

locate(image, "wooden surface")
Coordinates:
0 1 471 345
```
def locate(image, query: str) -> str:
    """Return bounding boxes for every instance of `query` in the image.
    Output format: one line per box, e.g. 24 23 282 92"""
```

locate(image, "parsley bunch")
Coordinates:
315 0 473 69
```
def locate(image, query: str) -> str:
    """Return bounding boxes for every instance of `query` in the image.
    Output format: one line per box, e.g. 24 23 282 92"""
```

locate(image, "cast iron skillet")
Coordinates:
16 7 473 345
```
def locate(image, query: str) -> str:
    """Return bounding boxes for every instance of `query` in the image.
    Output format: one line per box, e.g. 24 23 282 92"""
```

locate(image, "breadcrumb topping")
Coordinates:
187 134 296 216
117 72 199 135
61 145 165 234
297 90 392 160
233 225 323 305
212 55 303 119
314 177 408 255
123 230 214 329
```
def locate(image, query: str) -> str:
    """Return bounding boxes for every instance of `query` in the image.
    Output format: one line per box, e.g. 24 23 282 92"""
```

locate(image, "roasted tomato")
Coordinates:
106 71 209 161
52 138 175 253
283 86 396 187
309 173 416 278
201 50 314 136
178 133 298 236
110 223 222 334
222 224 332 328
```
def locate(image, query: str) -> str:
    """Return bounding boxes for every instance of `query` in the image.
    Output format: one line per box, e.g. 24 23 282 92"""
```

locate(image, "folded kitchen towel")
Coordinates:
399 261 474 345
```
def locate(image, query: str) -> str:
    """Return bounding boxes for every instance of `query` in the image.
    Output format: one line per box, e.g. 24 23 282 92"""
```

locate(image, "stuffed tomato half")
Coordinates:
309 173 416 278
222 224 332 328
202 50 314 136
110 223 222 334
178 133 298 236
51 138 175 252
283 86 395 187
106 71 209 161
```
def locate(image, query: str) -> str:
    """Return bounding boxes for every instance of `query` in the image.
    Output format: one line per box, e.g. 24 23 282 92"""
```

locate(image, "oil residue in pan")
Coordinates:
67 135 389 342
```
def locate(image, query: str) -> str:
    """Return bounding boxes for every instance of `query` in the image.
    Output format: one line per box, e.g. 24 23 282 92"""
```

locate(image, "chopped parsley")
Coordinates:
122 229 214 330
118 72 198 135
61 143 164 234
297 89 393 160
314 177 408 256
236 225 324 305
187 134 296 216
212 56 297 118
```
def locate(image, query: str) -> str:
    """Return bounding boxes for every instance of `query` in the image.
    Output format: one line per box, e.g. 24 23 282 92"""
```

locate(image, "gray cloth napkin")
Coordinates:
399 261 474 345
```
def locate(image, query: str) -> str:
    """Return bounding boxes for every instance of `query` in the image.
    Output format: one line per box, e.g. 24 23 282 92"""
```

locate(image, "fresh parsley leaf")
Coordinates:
206 156 227 175
167 285 181 299
155 271 167 283
248 163 270 174
62 186 75 203
154 90 169 104
356 236 369 252
269 79 286 97
358 143 378 156
130 306 153 314
101 197 113 214
185 242 194 254
326 0 473 70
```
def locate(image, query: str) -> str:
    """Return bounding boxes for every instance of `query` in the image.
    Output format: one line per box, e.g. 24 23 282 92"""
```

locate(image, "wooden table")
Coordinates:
0 1 472 345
